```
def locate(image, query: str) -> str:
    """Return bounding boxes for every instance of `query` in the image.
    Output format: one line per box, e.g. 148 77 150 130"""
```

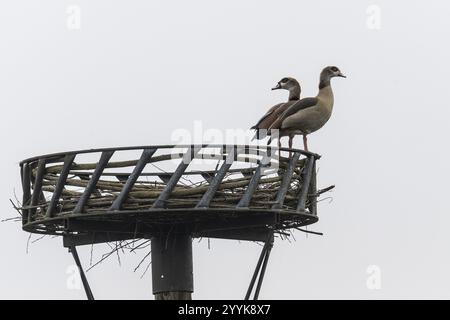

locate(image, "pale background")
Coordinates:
1 0 449 299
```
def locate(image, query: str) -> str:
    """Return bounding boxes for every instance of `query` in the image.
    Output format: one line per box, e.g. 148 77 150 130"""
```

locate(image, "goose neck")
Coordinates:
288 86 301 101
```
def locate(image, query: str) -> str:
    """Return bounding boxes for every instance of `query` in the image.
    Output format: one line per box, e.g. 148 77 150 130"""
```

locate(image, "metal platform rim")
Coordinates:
19 143 321 165
23 207 319 233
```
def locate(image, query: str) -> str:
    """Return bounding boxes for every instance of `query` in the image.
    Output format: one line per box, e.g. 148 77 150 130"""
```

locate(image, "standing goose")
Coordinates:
268 66 346 151
251 77 301 147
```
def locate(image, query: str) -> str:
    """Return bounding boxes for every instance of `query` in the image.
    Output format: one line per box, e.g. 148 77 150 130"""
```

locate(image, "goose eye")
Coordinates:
280 78 288 83
331 67 338 72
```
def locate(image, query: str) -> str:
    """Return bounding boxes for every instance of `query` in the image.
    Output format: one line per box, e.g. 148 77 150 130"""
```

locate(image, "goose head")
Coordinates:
319 66 346 89
272 77 301 100
321 66 346 80
272 77 300 91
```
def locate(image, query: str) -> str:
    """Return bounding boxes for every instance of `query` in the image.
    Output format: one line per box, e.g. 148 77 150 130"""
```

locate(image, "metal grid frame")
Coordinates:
19 144 320 245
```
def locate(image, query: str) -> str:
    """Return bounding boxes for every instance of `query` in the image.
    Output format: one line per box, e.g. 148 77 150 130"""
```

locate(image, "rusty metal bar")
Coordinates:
109 148 156 211
271 152 300 209
153 146 201 209
73 151 114 214
297 156 315 212
21 163 31 223
237 155 270 208
29 159 47 223
46 154 76 218
196 146 239 208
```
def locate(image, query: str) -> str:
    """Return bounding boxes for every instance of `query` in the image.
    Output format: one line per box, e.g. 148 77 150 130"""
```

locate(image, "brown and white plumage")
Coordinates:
268 66 345 151
251 77 301 141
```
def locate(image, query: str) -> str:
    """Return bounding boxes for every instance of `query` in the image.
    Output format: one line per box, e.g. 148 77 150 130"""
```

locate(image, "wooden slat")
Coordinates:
153 146 201 209
271 152 300 209
46 154 76 218
297 156 315 211
73 151 114 214
109 148 156 211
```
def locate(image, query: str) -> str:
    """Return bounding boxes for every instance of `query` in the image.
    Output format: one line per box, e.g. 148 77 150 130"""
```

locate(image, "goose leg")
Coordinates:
288 134 294 158
303 135 308 151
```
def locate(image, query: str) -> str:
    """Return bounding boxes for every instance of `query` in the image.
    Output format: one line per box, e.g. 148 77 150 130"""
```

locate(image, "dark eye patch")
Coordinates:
280 78 289 83
330 67 338 72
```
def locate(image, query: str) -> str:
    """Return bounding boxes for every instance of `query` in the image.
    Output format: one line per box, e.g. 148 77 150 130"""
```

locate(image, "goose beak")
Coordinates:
271 83 282 90
337 72 346 78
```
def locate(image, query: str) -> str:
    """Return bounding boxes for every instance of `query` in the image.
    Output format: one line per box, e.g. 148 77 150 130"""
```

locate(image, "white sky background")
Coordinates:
1 0 449 299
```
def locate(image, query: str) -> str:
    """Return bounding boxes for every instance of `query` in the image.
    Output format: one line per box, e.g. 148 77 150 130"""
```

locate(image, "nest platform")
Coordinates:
19 144 321 245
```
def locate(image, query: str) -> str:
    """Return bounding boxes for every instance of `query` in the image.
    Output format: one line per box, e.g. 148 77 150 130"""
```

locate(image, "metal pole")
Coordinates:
245 242 269 300
151 232 193 300
245 233 274 300
70 246 94 300
253 241 273 300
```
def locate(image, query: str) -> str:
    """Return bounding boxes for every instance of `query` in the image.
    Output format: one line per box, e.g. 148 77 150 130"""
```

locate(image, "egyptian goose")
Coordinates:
251 77 301 147
268 66 345 151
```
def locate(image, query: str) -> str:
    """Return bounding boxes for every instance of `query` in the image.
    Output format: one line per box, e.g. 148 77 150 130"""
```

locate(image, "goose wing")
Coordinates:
269 97 318 130
251 103 284 130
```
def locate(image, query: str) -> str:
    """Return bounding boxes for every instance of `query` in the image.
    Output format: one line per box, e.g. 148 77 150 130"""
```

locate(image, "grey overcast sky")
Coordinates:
1 0 450 299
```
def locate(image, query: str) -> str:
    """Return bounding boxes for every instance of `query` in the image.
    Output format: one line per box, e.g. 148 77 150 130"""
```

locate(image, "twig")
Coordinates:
115 242 121 266
134 250 152 273
13 188 21 208
9 199 22 217
1 216 21 222
317 196 333 204
90 242 94 266
313 185 335 197
130 239 151 253
31 234 46 243
26 233 32 254
87 239 140 272
289 229 296 242
140 260 152 279
294 227 323 236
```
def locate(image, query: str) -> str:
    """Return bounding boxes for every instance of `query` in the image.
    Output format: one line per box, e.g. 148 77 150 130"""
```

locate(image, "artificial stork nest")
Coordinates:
20 146 326 239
